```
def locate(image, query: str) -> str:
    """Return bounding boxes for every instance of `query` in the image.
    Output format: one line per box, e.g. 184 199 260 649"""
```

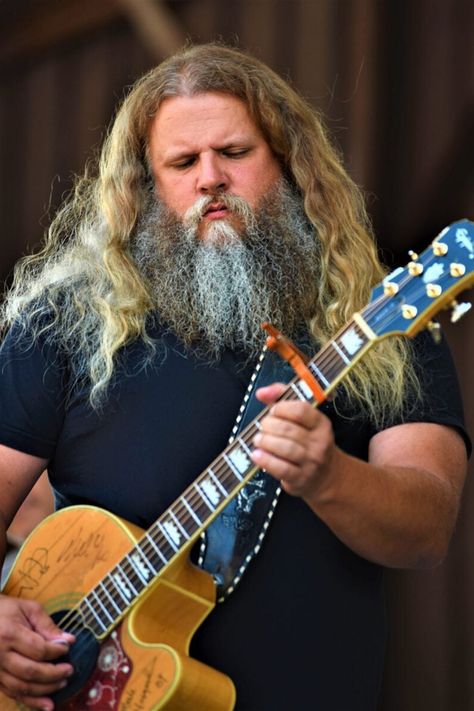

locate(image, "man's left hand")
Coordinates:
251 382 335 499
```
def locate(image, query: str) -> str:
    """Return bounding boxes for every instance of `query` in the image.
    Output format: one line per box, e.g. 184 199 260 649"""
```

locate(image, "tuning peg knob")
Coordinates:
450 263 466 278
426 283 442 298
402 304 417 319
427 321 442 344
408 261 424 276
451 300 472 323
433 242 448 256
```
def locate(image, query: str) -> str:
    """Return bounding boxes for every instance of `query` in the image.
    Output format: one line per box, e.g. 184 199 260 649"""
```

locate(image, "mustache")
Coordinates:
183 193 256 228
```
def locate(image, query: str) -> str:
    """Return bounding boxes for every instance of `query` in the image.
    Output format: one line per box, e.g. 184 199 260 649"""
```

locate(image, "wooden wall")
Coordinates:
1 1 473 708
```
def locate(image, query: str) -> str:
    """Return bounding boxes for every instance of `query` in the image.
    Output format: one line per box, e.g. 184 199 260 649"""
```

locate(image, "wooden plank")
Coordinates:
0 0 121 66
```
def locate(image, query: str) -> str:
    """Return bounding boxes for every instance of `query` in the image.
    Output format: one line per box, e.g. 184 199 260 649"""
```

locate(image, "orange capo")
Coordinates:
262 322 327 405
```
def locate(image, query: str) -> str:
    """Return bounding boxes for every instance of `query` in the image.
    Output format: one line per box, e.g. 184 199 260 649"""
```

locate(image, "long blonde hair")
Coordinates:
1 43 418 422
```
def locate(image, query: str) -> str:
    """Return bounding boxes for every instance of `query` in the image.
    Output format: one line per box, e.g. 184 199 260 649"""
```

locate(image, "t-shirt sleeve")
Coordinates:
0 325 66 459
399 329 471 456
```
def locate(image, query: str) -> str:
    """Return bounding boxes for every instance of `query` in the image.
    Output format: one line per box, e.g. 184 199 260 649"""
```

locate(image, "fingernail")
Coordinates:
254 433 262 445
52 634 71 645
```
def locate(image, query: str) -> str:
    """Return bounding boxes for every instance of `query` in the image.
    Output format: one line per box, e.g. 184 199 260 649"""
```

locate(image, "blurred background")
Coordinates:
0 1 473 708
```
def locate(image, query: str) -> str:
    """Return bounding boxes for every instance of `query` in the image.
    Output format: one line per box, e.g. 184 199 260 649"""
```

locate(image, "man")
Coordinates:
0 44 469 711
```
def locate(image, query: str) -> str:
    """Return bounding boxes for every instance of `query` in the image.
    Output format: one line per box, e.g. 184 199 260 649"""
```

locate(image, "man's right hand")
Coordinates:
0 594 75 711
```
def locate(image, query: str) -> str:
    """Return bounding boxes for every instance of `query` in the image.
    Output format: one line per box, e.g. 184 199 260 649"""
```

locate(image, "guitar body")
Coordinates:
1 506 236 711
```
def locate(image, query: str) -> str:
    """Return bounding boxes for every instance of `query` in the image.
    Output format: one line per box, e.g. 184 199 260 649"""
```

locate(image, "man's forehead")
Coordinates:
150 92 263 153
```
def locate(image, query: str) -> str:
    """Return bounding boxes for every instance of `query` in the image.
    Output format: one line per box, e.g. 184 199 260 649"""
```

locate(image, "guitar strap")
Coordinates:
198 331 314 601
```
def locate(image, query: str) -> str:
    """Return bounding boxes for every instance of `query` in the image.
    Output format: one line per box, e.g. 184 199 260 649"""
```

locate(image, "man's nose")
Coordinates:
196 154 228 194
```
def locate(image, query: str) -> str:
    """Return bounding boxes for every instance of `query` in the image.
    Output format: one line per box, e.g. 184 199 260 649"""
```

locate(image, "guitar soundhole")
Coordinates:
50 611 132 709
50 609 100 705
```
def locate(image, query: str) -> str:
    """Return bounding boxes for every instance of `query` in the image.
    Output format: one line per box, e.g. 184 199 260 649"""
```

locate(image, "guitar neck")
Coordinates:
78 315 375 638
69 217 474 638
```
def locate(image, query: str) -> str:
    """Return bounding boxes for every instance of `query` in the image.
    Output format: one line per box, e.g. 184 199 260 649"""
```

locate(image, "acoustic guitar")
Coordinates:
1 219 473 710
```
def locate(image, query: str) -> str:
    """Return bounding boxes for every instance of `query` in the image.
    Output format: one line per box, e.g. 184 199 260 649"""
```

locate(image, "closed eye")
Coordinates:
222 148 250 158
172 156 196 169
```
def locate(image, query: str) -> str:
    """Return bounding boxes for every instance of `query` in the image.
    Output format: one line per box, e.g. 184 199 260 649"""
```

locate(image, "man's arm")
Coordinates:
251 384 467 569
0 444 74 711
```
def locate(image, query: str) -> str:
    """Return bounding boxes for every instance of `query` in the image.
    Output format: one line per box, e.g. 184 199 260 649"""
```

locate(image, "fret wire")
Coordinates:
121 558 145 593
183 469 240 518
181 495 203 526
108 572 133 605
290 381 308 401
331 339 351 365
77 600 97 627
309 361 330 387
144 532 169 565
193 481 216 511
81 597 107 633
112 564 138 598
169 508 192 539
199 468 236 500
183 495 211 523
135 546 158 575
99 580 123 615
308 322 369 382
172 498 204 536
205 461 240 491
89 589 115 625
237 436 253 458
139 448 256 546
195 477 224 510
152 532 177 561
122 540 172 593
157 522 179 552
126 552 155 585
207 467 229 497
100 573 126 607
223 453 244 481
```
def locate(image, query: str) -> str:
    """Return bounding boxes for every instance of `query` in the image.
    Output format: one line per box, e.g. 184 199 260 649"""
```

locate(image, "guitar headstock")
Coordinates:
365 219 474 339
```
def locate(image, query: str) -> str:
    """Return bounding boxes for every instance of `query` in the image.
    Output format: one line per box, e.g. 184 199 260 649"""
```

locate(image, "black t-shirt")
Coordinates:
0 322 469 710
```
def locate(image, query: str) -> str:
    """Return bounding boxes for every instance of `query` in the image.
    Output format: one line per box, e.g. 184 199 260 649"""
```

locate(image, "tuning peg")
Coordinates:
450 263 466 278
451 300 472 323
426 283 442 298
408 250 419 261
402 304 417 319
427 321 442 344
408 261 423 276
433 242 448 256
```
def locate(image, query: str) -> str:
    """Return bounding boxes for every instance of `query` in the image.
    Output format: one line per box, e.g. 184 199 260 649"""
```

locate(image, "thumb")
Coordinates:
22 599 75 645
255 382 287 406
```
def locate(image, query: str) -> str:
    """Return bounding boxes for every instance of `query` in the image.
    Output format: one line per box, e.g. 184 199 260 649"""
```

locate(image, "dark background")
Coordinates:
0 1 473 708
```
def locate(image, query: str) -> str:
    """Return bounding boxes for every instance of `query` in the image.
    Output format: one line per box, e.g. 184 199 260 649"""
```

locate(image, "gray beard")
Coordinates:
131 180 320 358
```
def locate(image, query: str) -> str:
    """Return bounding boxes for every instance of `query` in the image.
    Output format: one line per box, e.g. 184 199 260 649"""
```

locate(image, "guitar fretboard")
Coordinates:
77 317 373 637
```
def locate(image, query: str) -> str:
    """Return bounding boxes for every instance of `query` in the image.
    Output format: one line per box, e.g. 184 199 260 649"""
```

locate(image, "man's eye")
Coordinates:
223 149 249 158
174 158 195 169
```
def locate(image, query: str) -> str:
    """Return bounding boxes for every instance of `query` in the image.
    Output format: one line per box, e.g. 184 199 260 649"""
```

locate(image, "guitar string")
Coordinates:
54 247 454 636
50 328 373 637
53 282 427 635
54 306 434 636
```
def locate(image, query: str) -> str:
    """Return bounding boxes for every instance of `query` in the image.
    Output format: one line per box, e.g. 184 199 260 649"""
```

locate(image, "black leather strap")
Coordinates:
199 335 313 600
